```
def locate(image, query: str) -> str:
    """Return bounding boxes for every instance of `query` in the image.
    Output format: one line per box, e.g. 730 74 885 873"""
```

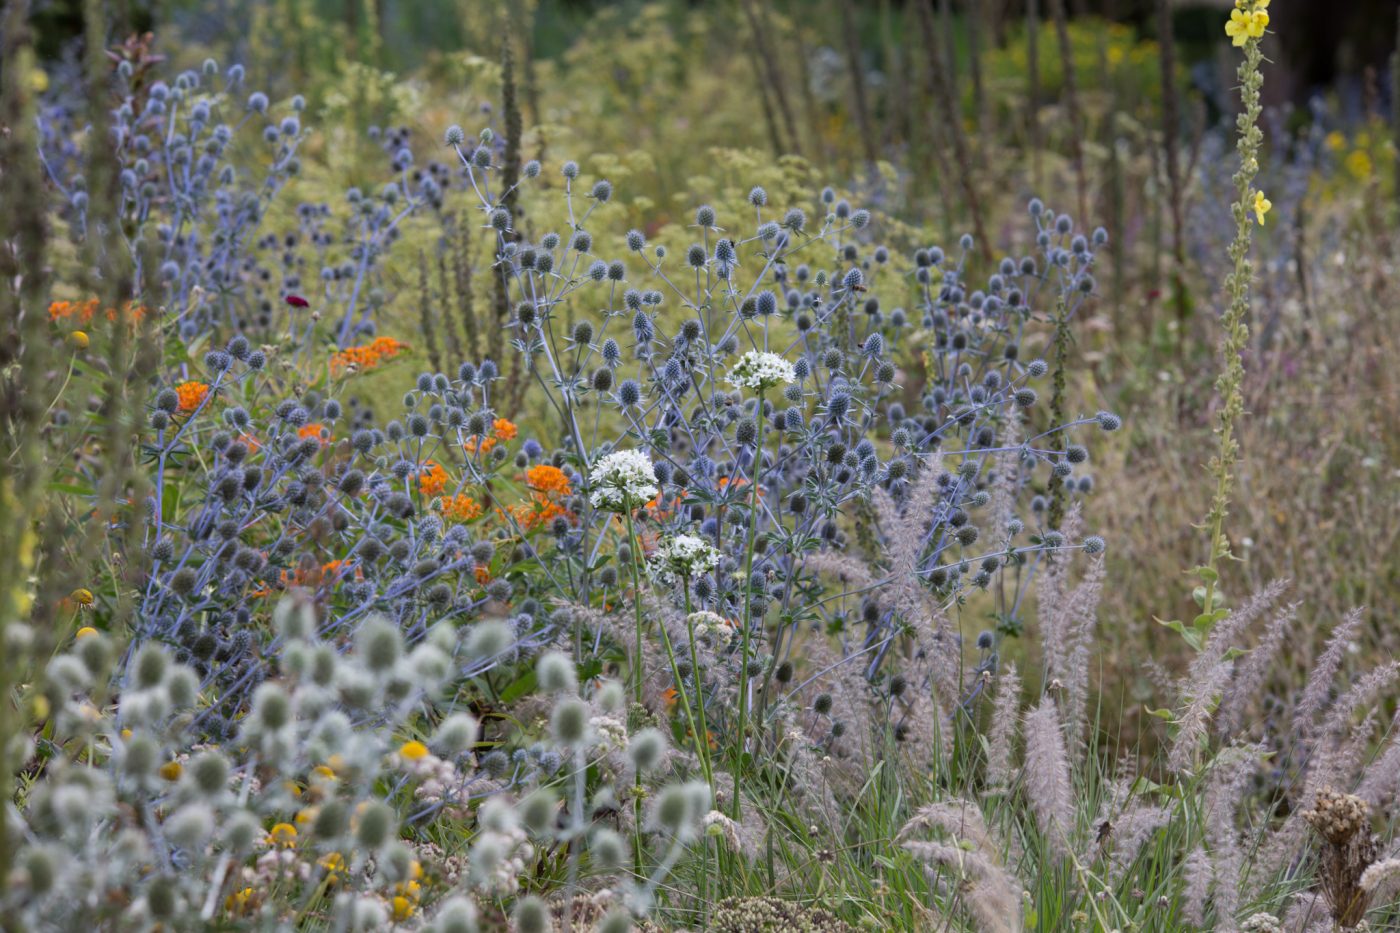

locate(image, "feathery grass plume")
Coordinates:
870 460 959 714
1294 608 1365 735
1356 713 1400 809
985 663 1022 793
1281 893 1332 933
1182 844 1212 927
1035 510 1103 747
1217 600 1298 739
1318 662 1400 743
1105 800 1172 885
1169 580 1288 772
1203 744 1265 927
899 799 1022 933
1022 698 1074 857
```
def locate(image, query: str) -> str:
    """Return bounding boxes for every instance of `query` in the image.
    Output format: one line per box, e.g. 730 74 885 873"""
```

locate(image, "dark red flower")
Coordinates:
285 295 310 308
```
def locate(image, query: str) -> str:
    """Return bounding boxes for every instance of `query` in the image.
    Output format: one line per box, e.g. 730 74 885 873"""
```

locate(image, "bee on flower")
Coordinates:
588 449 659 512
726 350 797 391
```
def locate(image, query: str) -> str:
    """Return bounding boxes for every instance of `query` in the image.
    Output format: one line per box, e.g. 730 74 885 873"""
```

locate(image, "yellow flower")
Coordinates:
1252 190 1272 225
159 760 183 781
312 764 338 782
1345 149 1373 180
319 852 346 883
391 895 416 921
69 331 89 349
70 587 94 606
398 740 429 761
75 626 99 640
1225 9 1252 46
1248 10 1268 37
267 822 299 847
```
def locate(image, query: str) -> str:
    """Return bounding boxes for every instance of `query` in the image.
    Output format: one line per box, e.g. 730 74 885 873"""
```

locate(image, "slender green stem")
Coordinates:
733 389 765 818
624 508 646 708
681 585 715 788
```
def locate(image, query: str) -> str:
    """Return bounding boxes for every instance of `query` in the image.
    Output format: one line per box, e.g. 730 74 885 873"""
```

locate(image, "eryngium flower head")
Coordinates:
588 449 659 512
726 350 796 391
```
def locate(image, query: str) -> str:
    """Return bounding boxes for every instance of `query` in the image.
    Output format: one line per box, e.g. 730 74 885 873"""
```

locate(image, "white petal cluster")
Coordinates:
588 449 659 511
726 350 796 391
687 610 734 647
651 534 721 580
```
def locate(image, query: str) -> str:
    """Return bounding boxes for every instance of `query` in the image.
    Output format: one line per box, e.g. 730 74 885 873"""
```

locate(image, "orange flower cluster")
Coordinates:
48 298 149 325
297 422 329 443
418 460 450 497
329 336 409 373
507 496 573 532
442 493 483 522
464 417 518 455
525 464 571 496
506 463 575 531
275 559 354 593
176 381 210 413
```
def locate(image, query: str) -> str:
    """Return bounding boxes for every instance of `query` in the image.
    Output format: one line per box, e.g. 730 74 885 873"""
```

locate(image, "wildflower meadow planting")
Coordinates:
3 0 1400 930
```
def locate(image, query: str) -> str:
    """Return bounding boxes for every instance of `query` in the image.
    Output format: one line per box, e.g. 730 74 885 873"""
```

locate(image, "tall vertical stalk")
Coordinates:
1199 1 1269 626
732 389 765 819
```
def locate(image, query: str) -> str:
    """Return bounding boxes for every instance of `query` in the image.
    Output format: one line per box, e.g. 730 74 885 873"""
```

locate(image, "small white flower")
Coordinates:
588 449 659 512
650 534 721 580
686 610 732 646
726 350 796 391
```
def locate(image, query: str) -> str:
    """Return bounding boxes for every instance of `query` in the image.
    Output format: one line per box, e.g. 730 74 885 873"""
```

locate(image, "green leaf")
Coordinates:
499 670 537 704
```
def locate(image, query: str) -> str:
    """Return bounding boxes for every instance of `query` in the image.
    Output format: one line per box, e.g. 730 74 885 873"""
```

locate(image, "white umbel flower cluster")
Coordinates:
726 350 796 391
687 610 734 646
650 534 721 581
588 449 659 511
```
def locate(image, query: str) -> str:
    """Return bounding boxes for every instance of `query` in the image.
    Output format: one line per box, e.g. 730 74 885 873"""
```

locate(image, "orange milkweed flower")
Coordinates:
176 381 210 413
442 493 483 522
418 460 450 497
525 464 571 496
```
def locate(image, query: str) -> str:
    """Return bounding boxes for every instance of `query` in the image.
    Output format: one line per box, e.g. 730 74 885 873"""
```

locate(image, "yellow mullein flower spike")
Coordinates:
1252 190 1271 225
